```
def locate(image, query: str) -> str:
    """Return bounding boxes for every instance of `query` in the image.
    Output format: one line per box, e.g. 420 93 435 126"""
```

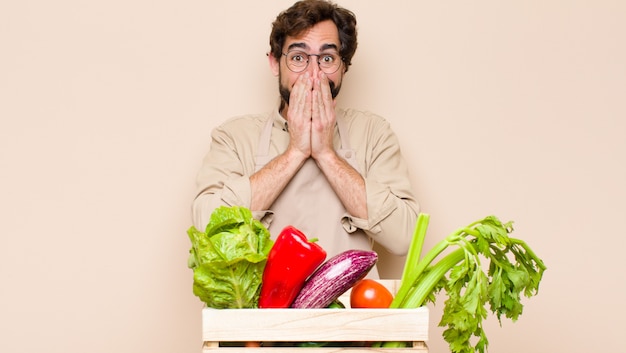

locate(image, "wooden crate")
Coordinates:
201 280 429 352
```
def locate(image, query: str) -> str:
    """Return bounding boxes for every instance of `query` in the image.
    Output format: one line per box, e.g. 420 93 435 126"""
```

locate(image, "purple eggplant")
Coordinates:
291 249 378 308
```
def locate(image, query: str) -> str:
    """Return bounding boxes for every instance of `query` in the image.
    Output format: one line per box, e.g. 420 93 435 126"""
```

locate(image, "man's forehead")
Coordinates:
283 21 340 51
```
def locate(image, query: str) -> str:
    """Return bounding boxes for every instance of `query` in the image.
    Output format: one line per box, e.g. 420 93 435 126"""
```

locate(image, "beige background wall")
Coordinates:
1 1 624 352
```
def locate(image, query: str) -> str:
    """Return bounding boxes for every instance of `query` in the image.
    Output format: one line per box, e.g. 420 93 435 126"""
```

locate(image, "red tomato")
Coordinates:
349 279 394 308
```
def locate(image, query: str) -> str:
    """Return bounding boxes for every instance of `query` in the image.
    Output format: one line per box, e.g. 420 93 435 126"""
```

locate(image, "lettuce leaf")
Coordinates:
187 206 273 308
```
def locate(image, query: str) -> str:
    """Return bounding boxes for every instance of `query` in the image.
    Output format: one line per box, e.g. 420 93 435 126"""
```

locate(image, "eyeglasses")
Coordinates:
282 50 343 74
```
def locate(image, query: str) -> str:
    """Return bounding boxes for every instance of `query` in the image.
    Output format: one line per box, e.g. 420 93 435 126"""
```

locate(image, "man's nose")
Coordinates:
306 55 320 75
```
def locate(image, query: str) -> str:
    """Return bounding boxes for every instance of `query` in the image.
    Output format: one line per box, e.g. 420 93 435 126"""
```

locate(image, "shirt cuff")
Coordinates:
222 176 275 229
253 210 274 229
341 179 397 235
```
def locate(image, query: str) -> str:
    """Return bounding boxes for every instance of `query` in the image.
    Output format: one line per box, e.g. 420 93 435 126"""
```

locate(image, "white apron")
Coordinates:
255 114 377 277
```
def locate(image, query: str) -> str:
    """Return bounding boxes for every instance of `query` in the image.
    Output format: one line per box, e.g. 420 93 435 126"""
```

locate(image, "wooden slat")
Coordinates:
202 307 428 342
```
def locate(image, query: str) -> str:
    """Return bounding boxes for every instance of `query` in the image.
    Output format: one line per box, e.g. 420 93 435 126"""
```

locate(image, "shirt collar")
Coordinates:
272 107 288 132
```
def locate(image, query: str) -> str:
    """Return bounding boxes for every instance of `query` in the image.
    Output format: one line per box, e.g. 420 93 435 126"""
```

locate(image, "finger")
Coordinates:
289 73 311 121
312 76 324 121
319 72 331 100
315 73 334 123
318 72 335 117
294 73 309 106
304 79 313 121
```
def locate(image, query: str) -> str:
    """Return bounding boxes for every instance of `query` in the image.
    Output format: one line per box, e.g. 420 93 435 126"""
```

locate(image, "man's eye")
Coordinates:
321 55 336 63
291 54 306 62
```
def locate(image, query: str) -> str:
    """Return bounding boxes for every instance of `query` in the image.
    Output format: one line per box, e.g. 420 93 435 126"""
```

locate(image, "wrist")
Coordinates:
284 145 310 166
312 148 339 166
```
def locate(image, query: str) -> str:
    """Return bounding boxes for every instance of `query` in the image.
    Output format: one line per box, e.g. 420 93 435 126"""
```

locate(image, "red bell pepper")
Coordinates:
258 225 327 308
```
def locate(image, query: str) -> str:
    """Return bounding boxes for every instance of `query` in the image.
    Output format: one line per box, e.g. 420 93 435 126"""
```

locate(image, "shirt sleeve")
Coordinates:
340 115 419 256
191 118 273 231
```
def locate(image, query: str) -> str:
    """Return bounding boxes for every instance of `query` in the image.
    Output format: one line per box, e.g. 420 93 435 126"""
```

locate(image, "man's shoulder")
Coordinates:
221 112 269 125
338 108 390 129
216 112 270 132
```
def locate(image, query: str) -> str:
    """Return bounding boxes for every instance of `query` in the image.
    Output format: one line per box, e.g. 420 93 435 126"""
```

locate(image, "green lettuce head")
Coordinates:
187 206 273 308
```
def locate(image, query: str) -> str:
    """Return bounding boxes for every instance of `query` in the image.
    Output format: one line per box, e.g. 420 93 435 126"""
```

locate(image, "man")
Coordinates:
192 0 418 277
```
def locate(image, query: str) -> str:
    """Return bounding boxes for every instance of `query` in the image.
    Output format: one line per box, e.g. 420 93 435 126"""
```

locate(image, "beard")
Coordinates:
279 73 342 107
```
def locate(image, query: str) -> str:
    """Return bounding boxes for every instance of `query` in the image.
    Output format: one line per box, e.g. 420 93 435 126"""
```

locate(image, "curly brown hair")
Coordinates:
269 0 358 72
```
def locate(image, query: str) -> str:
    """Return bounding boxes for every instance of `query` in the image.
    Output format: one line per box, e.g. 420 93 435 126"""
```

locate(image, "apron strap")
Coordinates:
256 115 274 159
335 111 351 150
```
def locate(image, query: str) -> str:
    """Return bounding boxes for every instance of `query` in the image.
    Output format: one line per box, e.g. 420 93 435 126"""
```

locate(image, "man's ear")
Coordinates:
268 53 280 76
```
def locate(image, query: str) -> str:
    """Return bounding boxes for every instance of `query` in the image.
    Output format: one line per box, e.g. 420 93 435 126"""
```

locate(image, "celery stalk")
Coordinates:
380 214 547 353
399 213 430 282
392 213 431 308
390 238 449 308
395 248 465 308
